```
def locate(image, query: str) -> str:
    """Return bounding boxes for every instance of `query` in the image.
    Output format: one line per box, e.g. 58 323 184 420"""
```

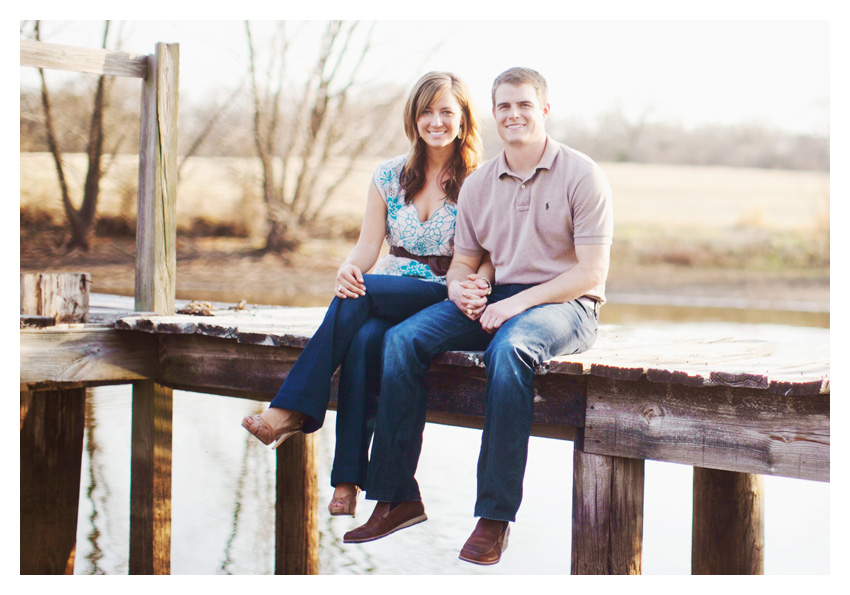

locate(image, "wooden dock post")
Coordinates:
20 272 90 574
129 381 173 574
128 41 179 575
692 467 764 574
274 433 319 575
571 448 644 574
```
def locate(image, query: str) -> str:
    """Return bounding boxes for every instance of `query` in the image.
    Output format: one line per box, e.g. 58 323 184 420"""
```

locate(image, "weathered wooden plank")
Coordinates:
582 376 829 481
20 326 158 387
115 312 829 393
20 39 149 78
571 450 644 574
549 326 828 392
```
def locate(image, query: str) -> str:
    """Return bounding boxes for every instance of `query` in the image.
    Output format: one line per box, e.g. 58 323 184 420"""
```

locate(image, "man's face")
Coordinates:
492 83 549 147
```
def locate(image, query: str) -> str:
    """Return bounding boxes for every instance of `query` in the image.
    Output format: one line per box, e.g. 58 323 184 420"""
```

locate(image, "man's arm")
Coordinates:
478 243 610 333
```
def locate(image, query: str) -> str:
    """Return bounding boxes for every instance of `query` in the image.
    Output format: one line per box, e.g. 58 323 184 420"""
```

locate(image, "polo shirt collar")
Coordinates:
496 135 559 179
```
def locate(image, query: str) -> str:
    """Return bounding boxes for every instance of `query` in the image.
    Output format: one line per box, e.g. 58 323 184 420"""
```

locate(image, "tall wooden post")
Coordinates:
571 448 644 575
20 273 89 574
275 433 319 575
692 467 764 574
129 42 178 575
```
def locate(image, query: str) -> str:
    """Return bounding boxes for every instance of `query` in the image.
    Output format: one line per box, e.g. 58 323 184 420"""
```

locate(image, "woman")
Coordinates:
242 71 492 518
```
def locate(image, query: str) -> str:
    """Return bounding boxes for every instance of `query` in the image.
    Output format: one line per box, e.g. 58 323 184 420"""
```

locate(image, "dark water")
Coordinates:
72 300 830 575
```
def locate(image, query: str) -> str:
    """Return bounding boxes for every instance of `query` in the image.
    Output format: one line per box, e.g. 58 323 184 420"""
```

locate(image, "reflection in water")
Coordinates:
76 386 131 575
603 300 829 328
81 396 103 574
74 310 830 574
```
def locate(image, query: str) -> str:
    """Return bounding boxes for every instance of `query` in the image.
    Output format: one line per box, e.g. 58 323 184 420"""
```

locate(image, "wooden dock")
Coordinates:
112 305 829 482
20 293 829 574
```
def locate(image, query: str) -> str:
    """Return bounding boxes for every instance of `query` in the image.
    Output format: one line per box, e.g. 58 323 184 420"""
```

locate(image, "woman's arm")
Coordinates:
335 182 388 299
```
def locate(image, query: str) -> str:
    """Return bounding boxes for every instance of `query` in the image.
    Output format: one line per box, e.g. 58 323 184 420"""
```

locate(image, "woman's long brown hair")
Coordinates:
401 72 483 205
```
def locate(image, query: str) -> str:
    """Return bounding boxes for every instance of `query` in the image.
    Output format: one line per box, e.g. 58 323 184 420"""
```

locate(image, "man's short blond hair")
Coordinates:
491 67 549 107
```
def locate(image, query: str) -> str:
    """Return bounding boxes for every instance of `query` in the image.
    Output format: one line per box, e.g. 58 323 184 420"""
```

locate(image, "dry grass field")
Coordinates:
20 152 830 233
20 152 830 308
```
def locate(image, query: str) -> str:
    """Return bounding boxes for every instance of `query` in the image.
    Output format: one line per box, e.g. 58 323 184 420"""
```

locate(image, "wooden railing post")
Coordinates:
571 448 644 574
20 273 89 574
692 467 764 574
129 41 178 575
135 42 178 316
275 433 319 575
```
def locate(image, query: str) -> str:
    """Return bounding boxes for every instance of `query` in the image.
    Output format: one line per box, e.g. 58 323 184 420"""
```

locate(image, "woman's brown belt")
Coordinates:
389 246 452 277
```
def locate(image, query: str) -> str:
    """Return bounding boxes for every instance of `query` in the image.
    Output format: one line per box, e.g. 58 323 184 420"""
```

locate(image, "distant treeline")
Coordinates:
20 81 829 172
548 115 829 172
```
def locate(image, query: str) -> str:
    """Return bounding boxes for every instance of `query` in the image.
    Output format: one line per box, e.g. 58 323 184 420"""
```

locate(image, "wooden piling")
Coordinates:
129 380 173 575
571 448 644 575
274 433 319 575
692 467 764 574
20 273 89 574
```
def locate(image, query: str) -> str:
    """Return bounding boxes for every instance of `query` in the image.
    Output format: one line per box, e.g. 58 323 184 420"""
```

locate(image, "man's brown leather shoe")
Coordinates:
458 518 510 565
343 501 427 543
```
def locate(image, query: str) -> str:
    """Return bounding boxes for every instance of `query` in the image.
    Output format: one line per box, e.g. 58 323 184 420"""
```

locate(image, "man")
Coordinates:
343 67 613 565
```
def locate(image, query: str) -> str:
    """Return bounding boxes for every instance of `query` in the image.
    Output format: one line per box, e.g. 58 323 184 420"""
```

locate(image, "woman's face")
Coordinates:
416 90 464 151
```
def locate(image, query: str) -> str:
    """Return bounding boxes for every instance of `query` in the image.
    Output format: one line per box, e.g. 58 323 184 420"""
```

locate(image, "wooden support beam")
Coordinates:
274 433 319 575
582 375 829 481
129 380 173 575
571 449 644 574
20 325 158 388
153 333 587 437
692 467 764 574
20 273 89 574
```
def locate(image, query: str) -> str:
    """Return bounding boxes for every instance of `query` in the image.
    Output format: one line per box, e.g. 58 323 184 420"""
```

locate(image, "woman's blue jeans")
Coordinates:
364 284 599 522
269 274 448 488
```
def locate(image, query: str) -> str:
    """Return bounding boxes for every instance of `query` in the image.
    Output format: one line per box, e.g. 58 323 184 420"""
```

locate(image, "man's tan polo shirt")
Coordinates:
454 135 613 304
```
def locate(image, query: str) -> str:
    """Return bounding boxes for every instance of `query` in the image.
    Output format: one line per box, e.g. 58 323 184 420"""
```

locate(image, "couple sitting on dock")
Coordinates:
242 67 613 566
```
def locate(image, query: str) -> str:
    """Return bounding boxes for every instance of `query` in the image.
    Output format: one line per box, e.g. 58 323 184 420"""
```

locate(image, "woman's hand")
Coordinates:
449 274 491 320
335 264 366 299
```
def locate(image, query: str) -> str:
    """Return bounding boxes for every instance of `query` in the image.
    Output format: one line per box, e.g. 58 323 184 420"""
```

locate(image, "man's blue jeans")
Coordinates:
365 284 599 522
269 274 448 488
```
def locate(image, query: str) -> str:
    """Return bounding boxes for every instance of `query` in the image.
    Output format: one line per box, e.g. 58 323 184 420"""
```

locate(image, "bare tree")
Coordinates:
245 20 405 253
31 20 121 251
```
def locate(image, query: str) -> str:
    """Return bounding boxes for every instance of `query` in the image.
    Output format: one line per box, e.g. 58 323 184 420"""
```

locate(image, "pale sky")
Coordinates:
18 14 834 136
